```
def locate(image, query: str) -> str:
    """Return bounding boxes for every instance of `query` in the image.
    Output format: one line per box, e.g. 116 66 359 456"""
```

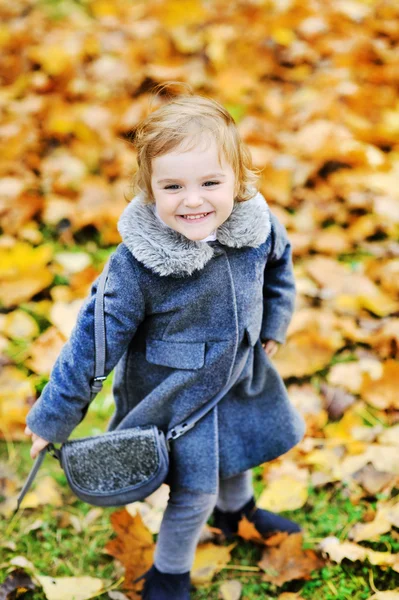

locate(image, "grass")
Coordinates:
1 382 399 598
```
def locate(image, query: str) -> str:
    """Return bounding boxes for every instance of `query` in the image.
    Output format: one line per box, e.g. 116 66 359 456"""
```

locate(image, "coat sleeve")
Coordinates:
25 244 146 443
260 211 296 345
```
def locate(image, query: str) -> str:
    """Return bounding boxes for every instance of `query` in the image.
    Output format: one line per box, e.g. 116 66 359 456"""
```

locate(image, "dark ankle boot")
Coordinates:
134 563 191 599
212 496 302 541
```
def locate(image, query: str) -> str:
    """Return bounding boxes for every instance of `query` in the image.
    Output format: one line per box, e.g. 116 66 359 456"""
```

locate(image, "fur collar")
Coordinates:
118 189 271 277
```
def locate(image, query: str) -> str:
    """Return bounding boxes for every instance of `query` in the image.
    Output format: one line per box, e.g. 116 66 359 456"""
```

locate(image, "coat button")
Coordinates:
212 247 224 256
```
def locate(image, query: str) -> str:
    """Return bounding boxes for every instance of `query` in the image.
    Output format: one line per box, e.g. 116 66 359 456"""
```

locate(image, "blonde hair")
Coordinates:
128 82 260 204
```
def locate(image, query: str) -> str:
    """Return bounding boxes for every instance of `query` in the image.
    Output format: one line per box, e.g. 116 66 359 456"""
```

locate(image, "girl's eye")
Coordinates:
164 181 220 190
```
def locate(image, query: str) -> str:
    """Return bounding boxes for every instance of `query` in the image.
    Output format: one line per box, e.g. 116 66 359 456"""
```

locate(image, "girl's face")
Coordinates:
150 135 236 241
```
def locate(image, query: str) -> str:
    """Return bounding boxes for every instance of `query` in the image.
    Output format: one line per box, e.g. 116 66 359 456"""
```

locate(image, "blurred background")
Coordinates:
1 1 399 599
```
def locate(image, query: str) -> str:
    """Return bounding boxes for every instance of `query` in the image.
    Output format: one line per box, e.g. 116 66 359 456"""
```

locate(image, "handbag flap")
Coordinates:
61 427 162 494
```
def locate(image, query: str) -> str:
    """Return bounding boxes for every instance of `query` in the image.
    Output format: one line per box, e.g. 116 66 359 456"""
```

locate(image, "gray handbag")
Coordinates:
14 258 250 513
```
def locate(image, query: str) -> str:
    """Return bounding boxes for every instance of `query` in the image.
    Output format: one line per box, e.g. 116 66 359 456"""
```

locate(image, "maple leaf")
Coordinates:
258 533 325 586
104 509 155 598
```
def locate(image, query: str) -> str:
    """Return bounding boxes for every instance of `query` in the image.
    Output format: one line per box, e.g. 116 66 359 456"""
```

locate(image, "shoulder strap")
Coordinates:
89 258 111 400
91 259 250 444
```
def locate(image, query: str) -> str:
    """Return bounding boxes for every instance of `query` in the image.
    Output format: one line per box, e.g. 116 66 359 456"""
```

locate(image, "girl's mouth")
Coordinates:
177 211 214 223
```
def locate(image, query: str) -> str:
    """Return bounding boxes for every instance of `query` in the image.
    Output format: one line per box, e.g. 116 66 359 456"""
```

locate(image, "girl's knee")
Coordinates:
168 487 218 513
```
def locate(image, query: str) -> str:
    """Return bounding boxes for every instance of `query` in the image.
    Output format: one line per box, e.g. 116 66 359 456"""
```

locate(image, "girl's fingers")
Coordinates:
31 438 50 460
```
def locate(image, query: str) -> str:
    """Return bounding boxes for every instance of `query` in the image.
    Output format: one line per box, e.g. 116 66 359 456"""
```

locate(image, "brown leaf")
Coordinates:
352 463 395 496
320 382 356 420
104 509 155 596
0 568 36 597
361 360 399 410
258 533 324 586
237 515 265 544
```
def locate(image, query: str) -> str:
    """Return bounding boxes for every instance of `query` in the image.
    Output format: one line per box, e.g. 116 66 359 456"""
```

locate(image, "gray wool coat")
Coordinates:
26 190 306 495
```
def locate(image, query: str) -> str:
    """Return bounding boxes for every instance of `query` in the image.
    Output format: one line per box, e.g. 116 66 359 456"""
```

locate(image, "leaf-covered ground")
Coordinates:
1 0 399 598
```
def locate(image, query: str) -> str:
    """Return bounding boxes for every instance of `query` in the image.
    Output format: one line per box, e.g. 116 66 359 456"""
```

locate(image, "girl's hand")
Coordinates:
24 426 50 460
261 339 279 358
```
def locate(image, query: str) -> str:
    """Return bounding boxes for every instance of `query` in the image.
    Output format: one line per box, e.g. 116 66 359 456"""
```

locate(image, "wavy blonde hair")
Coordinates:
128 82 261 204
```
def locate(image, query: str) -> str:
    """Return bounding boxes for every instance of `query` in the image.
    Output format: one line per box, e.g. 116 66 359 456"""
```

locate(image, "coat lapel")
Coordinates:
118 189 271 277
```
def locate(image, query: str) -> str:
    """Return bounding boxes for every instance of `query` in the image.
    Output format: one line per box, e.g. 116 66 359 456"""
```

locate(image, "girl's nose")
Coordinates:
184 195 204 207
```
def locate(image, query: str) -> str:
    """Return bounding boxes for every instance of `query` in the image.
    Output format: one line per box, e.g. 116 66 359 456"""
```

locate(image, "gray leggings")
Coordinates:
153 469 253 574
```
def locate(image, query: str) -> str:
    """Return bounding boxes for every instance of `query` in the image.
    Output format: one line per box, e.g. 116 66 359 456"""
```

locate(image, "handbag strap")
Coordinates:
89 257 111 400
90 257 250 444
13 257 250 518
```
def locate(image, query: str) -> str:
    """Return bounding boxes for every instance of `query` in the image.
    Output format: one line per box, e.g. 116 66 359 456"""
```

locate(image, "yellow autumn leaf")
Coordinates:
19 475 63 509
271 27 296 46
257 477 308 512
378 424 399 446
340 445 399 477
149 0 209 28
304 256 381 302
0 274 53 308
50 299 84 339
348 512 392 542
0 366 36 435
361 360 399 410
28 45 74 76
0 242 53 307
35 575 105 600
0 242 52 277
323 407 364 441
1 310 39 340
320 536 399 569
191 542 236 586
326 359 382 394
273 330 340 378
25 326 67 375
220 579 242 600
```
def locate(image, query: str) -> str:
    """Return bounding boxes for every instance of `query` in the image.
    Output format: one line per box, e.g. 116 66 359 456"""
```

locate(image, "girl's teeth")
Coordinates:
183 213 209 220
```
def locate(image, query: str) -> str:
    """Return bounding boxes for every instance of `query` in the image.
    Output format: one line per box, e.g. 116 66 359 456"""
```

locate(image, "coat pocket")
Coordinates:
145 338 206 370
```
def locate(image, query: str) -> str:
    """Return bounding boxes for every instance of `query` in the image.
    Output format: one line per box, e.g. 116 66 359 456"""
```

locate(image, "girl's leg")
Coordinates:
216 469 254 512
154 487 218 574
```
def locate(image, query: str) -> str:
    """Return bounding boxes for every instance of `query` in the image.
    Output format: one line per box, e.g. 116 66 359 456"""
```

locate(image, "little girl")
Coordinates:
25 83 306 599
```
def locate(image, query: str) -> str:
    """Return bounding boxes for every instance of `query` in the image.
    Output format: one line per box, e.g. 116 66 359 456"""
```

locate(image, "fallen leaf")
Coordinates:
25 326 67 375
237 516 265 543
0 568 36 597
50 299 84 338
191 542 236 586
352 463 395 496
1 309 39 340
319 536 399 570
35 575 104 600
104 509 154 595
361 360 399 410
367 591 399 600
258 533 324 586
18 475 63 509
348 512 392 542
257 476 308 512
219 579 242 600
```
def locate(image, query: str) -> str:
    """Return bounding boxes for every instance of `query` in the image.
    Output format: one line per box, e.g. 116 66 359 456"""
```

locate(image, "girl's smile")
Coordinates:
177 211 215 223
